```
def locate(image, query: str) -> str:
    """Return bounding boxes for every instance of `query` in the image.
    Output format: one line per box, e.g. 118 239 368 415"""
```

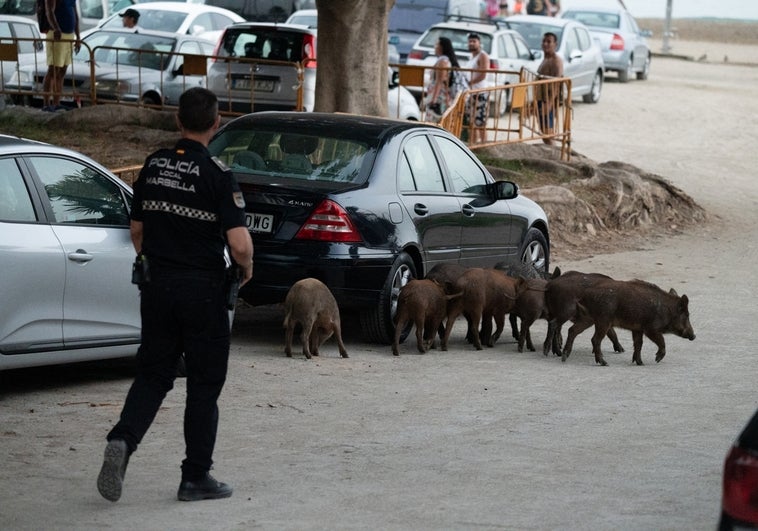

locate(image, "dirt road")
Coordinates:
2 56 758 530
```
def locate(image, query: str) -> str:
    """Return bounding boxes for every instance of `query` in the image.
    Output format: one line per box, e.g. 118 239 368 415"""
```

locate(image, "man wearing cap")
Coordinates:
120 8 140 32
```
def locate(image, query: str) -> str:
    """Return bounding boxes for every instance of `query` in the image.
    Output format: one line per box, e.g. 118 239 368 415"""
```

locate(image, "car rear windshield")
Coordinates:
562 11 620 30
102 10 187 33
419 28 493 54
218 28 306 62
508 22 564 50
209 130 377 188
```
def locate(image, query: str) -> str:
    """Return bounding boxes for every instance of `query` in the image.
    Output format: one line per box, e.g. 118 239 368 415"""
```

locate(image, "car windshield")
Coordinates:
419 28 493 54
218 28 306 61
209 129 376 187
101 9 188 32
77 31 177 70
507 22 564 50
562 11 620 29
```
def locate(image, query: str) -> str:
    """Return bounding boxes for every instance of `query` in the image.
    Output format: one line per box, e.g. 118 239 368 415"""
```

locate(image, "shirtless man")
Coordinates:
536 32 563 144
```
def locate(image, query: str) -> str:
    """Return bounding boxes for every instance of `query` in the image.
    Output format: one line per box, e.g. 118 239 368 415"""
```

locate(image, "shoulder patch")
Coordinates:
233 192 245 209
212 156 230 172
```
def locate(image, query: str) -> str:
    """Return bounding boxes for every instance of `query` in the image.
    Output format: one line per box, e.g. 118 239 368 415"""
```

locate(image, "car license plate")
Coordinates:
233 78 275 92
246 213 274 233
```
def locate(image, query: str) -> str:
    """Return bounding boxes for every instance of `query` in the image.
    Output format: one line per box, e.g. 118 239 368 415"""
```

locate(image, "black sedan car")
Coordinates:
208 113 550 343
720 406 758 530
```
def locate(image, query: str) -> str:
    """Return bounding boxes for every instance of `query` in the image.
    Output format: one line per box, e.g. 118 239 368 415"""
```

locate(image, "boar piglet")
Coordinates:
425 262 470 341
562 278 696 366
543 270 625 357
506 266 561 353
392 279 461 355
442 268 528 351
494 261 552 346
283 278 348 360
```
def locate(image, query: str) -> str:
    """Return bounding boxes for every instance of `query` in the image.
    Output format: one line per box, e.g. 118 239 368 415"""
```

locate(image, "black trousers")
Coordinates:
107 271 230 481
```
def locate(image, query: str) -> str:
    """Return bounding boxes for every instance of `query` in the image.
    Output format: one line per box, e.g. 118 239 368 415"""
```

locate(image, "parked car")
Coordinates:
161 0 298 22
560 5 651 82
8 28 215 107
207 112 550 343
388 0 481 62
405 18 540 113
284 8 317 28
0 14 45 89
0 135 140 371
207 22 420 119
95 2 244 43
505 14 605 103
720 406 758 530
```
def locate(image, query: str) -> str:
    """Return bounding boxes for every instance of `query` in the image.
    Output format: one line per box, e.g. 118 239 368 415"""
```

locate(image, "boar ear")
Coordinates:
679 294 689 309
669 288 678 297
552 266 561 278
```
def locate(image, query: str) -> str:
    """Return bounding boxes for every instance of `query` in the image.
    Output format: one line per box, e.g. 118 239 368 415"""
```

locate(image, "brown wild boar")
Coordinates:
562 278 696 366
425 263 470 340
442 268 528 351
502 266 562 353
283 278 348 360
494 261 551 346
543 270 625 357
392 279 461 356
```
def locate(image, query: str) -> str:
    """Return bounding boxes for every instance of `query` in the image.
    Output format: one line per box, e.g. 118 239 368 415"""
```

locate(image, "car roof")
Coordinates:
0 14 38 25
223 22 317 35
112 2 244 19
221 112 441 140
428 20 513 36
562 5 625 15
505 14 575 28
84 27 188 41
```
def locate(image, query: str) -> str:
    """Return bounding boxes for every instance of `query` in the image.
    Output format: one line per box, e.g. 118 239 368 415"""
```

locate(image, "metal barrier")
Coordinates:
398 63 572 160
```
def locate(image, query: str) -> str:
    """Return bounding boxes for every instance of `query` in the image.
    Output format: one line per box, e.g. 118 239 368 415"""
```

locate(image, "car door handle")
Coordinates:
462 204 475 216
68 249 94 263
414 203 428 215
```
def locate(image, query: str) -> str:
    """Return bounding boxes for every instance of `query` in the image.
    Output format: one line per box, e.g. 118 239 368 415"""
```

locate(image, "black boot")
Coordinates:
177 473 233 501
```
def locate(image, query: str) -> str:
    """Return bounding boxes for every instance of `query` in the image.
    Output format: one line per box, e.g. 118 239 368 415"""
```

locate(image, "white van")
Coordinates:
388 0 481 62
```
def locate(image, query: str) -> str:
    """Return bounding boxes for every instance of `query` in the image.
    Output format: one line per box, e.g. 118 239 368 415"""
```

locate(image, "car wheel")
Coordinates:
141 93 160 106
360 252 416 344
618 57 632 83
582 70 603 103
637 54 651 80
519 228 549 277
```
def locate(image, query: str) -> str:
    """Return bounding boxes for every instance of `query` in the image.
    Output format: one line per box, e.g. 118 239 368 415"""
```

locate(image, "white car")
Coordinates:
0 15 46 90
405 19 540 114
94 2 244 43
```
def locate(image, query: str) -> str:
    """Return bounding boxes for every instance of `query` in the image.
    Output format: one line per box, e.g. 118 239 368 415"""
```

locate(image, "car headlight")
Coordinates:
94 79 130 94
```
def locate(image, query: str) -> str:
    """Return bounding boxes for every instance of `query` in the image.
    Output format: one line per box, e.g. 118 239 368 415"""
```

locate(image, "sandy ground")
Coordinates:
2 45 758 530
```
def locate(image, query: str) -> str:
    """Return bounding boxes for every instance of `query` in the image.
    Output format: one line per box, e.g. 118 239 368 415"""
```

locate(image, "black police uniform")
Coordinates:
107 138 246 482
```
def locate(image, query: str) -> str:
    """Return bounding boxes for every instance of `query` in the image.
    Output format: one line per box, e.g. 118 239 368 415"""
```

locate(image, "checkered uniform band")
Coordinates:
142 200 218 222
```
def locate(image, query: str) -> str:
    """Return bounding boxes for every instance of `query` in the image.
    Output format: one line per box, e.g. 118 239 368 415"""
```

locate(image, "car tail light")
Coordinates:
610 33 625 51
303 34 317 68
211 34 224 62
489 58 499 69
407 50 427 60
295 200 361 242
722 445 758 525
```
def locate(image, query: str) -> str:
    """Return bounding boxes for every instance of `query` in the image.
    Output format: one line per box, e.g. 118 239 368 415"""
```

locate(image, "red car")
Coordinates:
720 406 758 530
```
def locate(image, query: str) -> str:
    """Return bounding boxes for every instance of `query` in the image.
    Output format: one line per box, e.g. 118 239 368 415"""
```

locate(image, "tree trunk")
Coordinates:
314 0 393 116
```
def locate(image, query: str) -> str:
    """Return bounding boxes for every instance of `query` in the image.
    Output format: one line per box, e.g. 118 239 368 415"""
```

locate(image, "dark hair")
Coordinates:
543 32 558 43
438 36 459 68
467 32 481 41
177 88 218 132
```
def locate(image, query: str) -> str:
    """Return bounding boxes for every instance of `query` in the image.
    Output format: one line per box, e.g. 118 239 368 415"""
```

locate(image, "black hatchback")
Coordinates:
208 112 550 343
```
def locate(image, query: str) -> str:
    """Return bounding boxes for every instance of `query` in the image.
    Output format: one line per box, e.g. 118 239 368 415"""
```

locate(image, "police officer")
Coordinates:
97 87 253 503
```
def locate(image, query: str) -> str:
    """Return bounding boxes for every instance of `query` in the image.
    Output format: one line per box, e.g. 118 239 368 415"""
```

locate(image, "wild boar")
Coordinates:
562 278 696 366
495 261 551 345
425 263 470 341
392 279 461 355
283 278 348 360
442 268 528 351
543 270 625 357
502 266 562 353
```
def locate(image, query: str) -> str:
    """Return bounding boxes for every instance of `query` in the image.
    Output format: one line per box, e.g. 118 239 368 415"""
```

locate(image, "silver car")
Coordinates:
0 15 46 90
505 14 605 103
8 28 215 106
560 5 652 82
0 136 140 371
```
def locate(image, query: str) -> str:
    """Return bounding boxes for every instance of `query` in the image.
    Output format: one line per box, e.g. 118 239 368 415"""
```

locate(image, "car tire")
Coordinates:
618 57 632 83
636 54 651 80
582 70 603 103
141 93 160 106
360 252 416 344
519 228 549 277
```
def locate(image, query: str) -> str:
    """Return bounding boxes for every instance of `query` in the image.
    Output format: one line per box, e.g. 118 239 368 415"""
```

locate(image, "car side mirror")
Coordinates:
493 180 518 200
172 63 184 77
389 70 399 88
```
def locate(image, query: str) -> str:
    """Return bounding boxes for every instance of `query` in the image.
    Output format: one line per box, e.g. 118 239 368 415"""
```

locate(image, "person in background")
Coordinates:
499 2 510 16
96 87 254 504
536 32 564 144
119 8 140 31
466 32 491 144
425 37 461 118
41 0 80 112
513 0 524 14
526 0 554 16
